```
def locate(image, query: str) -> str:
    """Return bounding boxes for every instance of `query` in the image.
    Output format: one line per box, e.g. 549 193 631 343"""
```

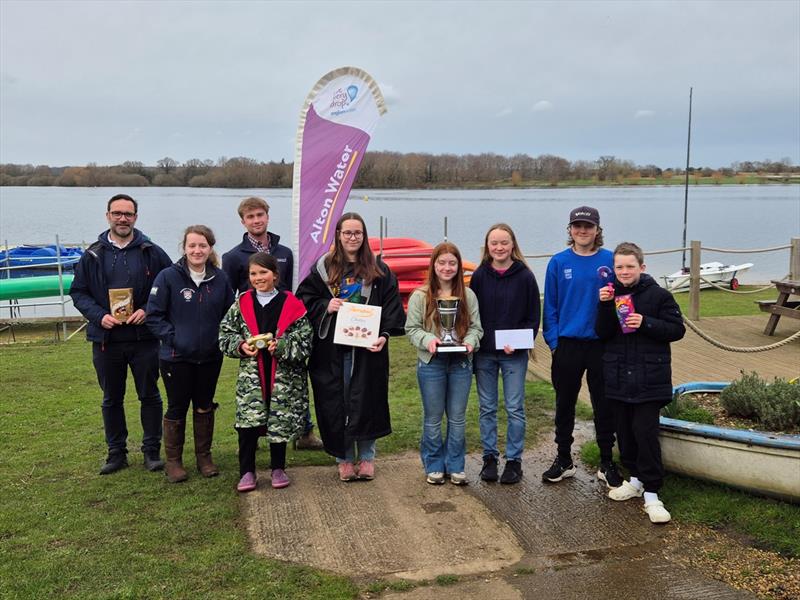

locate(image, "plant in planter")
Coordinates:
720 371 800 431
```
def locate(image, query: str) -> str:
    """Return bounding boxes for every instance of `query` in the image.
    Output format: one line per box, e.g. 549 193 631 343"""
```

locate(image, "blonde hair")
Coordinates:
480 223 529 268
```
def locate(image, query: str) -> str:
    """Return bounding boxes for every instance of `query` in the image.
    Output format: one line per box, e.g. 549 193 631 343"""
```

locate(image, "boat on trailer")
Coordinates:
662 261 754 292
660 382 800 503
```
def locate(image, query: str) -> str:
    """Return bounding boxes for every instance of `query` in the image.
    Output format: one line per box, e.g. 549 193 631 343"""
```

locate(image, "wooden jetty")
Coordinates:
528 315 800 401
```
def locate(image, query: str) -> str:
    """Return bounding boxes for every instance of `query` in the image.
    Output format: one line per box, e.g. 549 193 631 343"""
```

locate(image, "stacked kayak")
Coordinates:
369 238 478 308
0 245 84 269
0 274 74 301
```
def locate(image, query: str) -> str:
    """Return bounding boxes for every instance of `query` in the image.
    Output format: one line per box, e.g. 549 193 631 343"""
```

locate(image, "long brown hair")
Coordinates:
181 224 220 267
479 223 529 268
423 242 470 341
325 212 383 287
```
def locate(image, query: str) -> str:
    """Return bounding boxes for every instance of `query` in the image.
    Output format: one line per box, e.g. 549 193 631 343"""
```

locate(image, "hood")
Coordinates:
175 256 221 284
615 272 658 295
96 228 148 250
482 259 527 279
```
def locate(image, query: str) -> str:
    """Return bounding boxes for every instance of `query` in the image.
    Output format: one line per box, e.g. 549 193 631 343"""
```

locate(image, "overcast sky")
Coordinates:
1 0 798 169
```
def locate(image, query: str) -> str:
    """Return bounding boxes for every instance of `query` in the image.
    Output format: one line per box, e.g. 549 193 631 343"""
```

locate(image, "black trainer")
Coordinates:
541 456 577 483
480 455 498 482
500 459 523 484
597 461 623 488
143 450 165 472
99 452 129 475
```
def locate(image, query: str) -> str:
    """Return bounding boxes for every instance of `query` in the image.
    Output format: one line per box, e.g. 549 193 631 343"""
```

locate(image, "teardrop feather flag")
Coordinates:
291 67 387 283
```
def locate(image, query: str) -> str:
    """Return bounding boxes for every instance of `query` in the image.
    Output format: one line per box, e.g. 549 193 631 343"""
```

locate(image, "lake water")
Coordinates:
1 185 798 317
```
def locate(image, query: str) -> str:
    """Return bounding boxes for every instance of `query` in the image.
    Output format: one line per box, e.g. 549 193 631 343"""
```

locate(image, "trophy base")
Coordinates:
436 344 469 354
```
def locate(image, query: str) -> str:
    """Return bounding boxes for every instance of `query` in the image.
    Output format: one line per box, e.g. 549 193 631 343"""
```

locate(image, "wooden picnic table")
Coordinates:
757 279 800 335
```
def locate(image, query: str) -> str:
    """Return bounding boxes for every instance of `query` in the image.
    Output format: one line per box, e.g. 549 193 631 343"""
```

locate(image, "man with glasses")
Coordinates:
221 196 323 450
71 194 172 475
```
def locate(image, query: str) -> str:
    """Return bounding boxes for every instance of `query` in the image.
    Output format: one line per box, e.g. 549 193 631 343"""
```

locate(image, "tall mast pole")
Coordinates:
681 87 693 271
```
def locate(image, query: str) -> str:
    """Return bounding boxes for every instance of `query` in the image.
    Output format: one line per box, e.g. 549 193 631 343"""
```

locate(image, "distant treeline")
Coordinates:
1 154 797 188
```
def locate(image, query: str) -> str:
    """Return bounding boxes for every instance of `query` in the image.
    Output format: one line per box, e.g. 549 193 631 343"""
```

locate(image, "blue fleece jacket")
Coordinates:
469 260 540 354
70 229 172 343
542 247 614 350
221 231 293 293
146 258 235 363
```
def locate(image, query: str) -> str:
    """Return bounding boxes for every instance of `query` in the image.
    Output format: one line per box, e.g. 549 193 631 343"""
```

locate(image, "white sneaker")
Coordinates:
426 471 445 485
608 480 644 501
644 500 671 524
449 472 468 486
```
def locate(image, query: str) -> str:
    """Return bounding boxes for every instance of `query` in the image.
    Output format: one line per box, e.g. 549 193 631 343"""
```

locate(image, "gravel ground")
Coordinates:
664 523 800 600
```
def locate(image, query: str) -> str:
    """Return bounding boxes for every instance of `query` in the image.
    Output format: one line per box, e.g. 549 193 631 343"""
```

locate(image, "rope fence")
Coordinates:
682 316 800 353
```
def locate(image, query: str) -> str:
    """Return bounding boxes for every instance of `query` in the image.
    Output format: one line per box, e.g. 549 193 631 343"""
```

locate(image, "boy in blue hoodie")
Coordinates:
541 206 622 488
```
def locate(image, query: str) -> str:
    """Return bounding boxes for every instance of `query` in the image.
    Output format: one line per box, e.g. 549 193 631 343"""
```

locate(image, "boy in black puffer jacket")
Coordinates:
596 242 685 524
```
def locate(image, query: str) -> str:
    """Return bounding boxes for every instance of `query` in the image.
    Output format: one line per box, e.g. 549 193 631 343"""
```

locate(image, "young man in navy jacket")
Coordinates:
71 194 172 475
221 196 322 450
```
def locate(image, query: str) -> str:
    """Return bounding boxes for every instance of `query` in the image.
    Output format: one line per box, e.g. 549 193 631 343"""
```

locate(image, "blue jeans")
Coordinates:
334 350 376 464
475 351 527 461
417 353 473 474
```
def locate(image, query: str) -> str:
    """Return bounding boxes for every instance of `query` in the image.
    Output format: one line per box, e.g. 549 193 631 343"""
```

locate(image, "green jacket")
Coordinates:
405 287 483 363
218 291 312 439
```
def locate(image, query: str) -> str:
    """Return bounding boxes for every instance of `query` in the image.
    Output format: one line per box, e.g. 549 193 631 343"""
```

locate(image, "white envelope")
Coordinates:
495 328 534 350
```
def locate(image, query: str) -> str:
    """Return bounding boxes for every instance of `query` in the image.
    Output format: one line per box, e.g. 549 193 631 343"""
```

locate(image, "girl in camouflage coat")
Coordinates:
219 253 312 492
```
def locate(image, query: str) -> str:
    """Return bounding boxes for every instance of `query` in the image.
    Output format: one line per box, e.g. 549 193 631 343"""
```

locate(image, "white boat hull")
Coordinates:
660 427 800 503
662 261 753 292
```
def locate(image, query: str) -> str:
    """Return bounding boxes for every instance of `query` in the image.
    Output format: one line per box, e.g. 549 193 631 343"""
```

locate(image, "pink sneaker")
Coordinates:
237 471 257 492
271 468 290 489
357 460 375 480
338 462 357 481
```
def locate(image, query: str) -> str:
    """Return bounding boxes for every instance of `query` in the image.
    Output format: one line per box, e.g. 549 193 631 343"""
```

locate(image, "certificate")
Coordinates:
495 328 534 350
333 302 382 348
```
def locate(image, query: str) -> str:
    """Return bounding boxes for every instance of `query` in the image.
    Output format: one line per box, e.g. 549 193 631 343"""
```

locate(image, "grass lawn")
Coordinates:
0 339 554 599
2 288 797 597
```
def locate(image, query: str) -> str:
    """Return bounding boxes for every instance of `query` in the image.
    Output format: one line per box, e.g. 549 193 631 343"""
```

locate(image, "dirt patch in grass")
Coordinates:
664 522 800 600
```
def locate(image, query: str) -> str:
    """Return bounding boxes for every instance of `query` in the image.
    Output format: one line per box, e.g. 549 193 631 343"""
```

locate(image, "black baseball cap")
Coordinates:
569 206 600 226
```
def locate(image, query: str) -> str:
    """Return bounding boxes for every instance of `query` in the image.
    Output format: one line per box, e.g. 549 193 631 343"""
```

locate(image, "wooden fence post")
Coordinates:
689 240 701 321
790 237 800 281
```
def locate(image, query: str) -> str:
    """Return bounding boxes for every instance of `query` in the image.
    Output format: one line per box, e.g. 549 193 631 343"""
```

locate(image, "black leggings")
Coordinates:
237 427 287 476
161 358 223 421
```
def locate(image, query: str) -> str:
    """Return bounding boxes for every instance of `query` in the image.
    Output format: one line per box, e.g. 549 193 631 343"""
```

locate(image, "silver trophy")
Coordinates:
436 297 468 353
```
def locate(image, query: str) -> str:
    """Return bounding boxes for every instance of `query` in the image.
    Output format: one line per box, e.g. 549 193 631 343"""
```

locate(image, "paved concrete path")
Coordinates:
242 440 755 599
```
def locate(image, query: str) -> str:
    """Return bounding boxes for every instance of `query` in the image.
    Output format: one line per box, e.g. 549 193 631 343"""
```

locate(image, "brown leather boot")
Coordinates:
193 408 219 477
163 418 188 483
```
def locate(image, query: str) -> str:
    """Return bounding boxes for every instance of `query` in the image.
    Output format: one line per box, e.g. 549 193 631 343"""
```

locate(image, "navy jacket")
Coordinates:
595 274 686 405
70 229 172 343
146 258 235 363
469 260 541 354
221 232 293 293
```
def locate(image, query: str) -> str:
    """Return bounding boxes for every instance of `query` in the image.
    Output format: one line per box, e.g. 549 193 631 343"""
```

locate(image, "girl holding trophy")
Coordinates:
218 253 312 492
470 224 541 484
406 243 483 485
296 213 406 482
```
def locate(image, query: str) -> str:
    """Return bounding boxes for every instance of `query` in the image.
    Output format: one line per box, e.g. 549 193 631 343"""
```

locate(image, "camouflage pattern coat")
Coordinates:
218 290 312 441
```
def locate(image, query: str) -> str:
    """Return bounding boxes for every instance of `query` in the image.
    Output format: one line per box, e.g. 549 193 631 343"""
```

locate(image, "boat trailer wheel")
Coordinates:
730 277 739 290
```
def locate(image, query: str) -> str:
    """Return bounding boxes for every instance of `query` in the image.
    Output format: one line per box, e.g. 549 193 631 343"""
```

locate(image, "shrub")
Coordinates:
720 371 800 430
662 391 715 424
758 379 800 430
720 371 766 418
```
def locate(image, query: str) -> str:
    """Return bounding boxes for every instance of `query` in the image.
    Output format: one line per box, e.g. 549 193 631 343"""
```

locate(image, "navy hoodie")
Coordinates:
221 231 293 293
469 260 541 354
146 258 235 363
71 229 172 343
